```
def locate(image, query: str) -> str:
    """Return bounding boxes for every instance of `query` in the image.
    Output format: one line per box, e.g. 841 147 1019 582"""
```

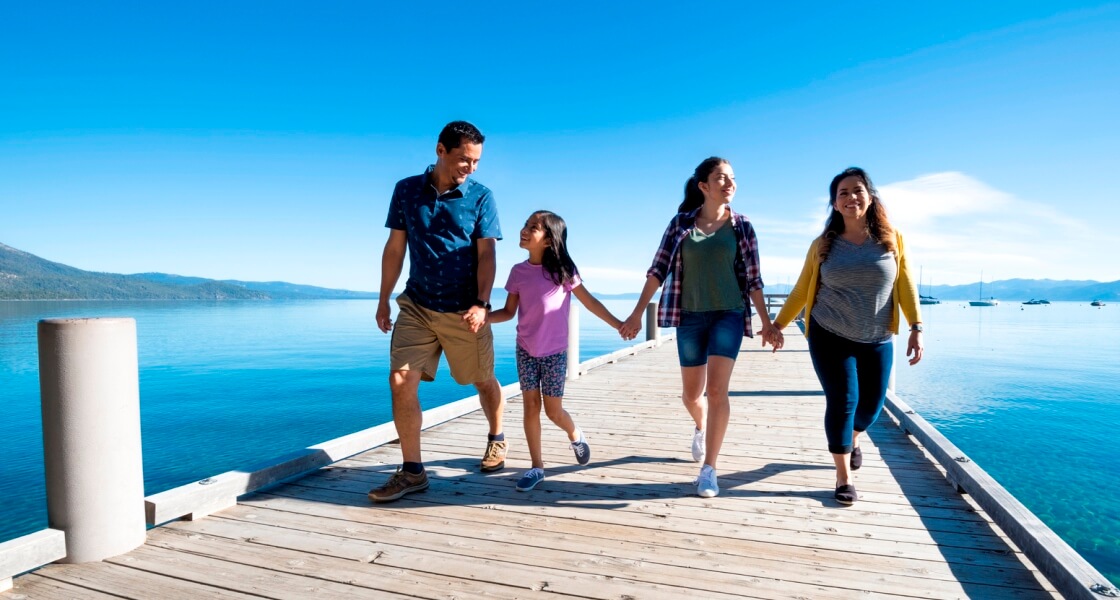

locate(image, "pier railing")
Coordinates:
764 292 788 315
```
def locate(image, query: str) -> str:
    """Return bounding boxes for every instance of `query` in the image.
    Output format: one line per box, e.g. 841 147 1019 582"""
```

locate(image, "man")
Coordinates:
368 121 506 503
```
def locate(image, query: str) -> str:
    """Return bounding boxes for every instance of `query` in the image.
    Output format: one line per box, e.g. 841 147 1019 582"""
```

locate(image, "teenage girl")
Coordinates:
489 210 630 492
620 157 775 498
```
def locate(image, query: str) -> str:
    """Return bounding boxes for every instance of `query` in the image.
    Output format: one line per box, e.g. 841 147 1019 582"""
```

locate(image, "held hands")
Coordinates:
616 321 637 341
907 330 924 365
618 313 643 340
462 305 487 333
760 323 784 353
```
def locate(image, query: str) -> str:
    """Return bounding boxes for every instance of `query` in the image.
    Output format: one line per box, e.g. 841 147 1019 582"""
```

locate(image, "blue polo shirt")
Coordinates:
385 165 502 312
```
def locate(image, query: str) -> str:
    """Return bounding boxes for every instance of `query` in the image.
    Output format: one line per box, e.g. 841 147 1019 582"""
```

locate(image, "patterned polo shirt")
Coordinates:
385 165 502 312
645 207 764 337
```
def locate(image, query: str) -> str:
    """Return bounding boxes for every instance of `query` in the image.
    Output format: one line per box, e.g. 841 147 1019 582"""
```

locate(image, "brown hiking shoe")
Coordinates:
368 467 429 503
480 439 507 472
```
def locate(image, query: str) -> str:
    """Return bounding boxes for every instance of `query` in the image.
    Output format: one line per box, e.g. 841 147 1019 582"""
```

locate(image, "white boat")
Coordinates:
969 272 999 307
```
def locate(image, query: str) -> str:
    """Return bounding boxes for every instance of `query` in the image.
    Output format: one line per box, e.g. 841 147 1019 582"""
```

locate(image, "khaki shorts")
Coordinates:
390 293 495 384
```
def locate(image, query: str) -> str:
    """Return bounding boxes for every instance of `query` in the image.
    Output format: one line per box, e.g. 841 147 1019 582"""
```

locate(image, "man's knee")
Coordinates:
389 370 421 396
474 377 500 396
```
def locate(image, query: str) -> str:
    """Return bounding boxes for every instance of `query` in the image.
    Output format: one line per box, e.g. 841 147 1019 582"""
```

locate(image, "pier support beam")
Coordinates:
38 318 146 563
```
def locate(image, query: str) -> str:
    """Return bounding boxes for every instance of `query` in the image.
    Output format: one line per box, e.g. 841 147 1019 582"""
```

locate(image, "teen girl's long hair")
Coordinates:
678 157 729 213
817 167 896 262
532 210 580 286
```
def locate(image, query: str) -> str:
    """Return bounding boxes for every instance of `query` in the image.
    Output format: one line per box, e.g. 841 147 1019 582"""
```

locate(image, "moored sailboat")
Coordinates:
918 267 940 305
969 272 999 307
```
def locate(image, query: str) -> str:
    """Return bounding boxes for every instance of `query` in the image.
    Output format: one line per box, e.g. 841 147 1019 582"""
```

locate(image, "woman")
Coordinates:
621 157 775 498
769 167 924 505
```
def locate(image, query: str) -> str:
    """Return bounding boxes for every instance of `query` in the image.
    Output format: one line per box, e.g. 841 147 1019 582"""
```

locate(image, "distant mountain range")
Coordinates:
3 241 1117 302
914 278 1119 302
0 242 375 300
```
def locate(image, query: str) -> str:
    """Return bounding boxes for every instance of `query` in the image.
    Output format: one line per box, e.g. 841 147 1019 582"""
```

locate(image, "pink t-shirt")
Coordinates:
504 261 582 358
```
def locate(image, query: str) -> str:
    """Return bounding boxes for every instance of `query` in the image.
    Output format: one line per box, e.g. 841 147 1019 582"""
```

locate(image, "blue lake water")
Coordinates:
1 299 1117 585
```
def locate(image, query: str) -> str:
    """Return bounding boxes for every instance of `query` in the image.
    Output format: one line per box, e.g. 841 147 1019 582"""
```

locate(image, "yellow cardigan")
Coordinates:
775 231 922 338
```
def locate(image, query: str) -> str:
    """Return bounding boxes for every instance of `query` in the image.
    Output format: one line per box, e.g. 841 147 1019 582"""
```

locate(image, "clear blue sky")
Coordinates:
3 1 1118 293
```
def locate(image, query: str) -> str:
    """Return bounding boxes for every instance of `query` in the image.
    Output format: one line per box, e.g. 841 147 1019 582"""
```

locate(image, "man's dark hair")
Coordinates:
438 121 485 151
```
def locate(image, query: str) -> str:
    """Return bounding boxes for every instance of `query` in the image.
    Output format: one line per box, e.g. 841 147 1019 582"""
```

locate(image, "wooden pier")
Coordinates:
2 323 1105 598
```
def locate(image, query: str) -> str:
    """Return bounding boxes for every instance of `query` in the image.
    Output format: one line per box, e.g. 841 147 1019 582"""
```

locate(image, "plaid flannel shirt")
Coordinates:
646 207 764 337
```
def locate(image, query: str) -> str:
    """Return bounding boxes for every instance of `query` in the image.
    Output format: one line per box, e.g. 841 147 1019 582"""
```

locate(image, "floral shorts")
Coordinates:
516 345 567 398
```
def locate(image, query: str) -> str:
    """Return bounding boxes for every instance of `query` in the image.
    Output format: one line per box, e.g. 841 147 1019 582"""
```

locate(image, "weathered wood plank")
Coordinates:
3 572 125 599
152 523 750 600
107 544 415 600
144 383 521 524
145 527 565 600
32 560 265 599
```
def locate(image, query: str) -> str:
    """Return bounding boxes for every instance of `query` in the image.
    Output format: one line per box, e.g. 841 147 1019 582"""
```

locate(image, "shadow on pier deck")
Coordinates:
6 330 1066 599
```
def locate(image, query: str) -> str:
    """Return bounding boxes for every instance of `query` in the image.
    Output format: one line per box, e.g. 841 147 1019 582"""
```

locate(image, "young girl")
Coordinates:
488 210 629 492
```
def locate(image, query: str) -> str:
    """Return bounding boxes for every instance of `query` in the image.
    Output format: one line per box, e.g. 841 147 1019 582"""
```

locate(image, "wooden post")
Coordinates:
566 301 580 380
38 318 146 563
645 301 660 343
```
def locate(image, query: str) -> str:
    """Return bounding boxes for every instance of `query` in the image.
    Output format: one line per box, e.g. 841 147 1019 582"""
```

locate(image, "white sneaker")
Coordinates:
691 428 706 462
696 465 719 498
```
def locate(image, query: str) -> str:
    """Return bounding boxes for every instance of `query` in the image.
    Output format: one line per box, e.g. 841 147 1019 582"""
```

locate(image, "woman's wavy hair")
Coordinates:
530 210 579 286
678 157 729 213
817 167 895 262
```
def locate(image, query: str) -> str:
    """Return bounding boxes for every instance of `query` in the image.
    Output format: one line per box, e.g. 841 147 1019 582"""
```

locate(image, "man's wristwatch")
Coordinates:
473 299 492 311
910 323 924 333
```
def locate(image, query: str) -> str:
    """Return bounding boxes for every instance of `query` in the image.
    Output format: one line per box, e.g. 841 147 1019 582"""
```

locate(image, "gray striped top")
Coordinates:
812 237 897 343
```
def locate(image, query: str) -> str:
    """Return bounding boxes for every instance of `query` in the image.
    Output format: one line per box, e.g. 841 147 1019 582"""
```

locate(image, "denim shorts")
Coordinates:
676 309 745 367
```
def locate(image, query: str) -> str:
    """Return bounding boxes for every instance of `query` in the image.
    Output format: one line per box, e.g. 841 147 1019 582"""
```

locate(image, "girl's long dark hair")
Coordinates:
818 167 896 262
678 157 729 213
532 210 579 286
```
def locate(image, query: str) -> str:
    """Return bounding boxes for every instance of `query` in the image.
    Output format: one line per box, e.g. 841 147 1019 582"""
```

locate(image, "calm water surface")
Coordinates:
1 299 1117 584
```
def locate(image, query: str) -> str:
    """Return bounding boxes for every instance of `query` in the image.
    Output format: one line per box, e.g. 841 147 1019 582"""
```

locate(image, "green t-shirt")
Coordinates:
680 220 745 312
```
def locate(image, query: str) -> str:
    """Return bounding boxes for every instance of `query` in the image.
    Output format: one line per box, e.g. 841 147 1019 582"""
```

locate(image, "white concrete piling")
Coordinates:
38 318 146 563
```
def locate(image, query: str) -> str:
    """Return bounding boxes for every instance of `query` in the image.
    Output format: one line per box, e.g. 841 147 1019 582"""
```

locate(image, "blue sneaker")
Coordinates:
516 468 546 492
571 438 591 465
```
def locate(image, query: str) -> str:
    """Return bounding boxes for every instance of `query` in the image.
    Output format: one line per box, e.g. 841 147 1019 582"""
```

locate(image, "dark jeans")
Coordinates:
807 318 893 455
